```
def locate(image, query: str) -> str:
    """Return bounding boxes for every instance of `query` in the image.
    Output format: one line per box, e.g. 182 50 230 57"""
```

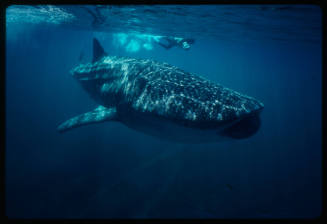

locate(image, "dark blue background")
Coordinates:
5 13 322 218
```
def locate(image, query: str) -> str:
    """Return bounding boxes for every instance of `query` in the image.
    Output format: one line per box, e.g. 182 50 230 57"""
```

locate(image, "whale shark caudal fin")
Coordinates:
93 38 107 63
57 106 117 133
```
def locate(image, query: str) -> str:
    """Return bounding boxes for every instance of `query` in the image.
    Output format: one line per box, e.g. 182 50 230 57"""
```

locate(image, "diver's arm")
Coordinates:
157 42 173 50
157 37 177 50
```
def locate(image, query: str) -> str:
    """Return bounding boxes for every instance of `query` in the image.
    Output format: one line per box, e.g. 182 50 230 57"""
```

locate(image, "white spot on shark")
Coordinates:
101 83 110 93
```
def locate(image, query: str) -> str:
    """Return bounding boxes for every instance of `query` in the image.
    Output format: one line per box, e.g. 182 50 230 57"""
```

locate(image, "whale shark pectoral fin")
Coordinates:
57 106 117 133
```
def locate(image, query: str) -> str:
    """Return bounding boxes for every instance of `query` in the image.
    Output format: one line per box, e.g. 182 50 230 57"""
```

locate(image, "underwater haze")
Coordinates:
5 5 322 219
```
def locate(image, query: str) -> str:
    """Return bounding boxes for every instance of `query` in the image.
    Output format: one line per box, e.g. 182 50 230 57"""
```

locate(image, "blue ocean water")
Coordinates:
5 5 322 219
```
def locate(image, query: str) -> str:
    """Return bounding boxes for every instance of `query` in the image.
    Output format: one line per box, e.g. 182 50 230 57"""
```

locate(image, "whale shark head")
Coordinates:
219 107 262 139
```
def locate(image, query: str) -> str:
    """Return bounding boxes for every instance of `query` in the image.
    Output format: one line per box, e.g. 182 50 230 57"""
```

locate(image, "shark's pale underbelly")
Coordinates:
118 107 233 143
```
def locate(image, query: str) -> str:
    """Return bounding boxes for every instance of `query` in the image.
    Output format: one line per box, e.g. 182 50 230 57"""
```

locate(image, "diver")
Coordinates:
156 36 195 50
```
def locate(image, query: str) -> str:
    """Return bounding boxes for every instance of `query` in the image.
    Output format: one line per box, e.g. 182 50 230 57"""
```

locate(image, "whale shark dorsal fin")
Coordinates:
57 106 117 133
93 38 107 62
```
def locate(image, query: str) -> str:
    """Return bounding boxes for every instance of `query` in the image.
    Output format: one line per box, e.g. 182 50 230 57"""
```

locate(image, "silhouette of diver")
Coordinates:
156 36 195 50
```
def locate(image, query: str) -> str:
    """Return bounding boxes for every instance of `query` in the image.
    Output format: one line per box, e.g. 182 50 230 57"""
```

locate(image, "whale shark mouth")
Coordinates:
221 110 262 139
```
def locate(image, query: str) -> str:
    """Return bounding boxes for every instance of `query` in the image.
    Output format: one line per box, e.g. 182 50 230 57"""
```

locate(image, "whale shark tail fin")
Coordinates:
93 38 107 62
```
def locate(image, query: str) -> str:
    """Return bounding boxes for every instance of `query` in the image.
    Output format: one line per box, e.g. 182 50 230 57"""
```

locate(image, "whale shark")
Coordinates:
57 38 264 143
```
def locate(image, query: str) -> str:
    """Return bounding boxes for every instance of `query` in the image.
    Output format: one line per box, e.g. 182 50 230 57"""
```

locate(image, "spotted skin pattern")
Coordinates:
72 56 264 130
